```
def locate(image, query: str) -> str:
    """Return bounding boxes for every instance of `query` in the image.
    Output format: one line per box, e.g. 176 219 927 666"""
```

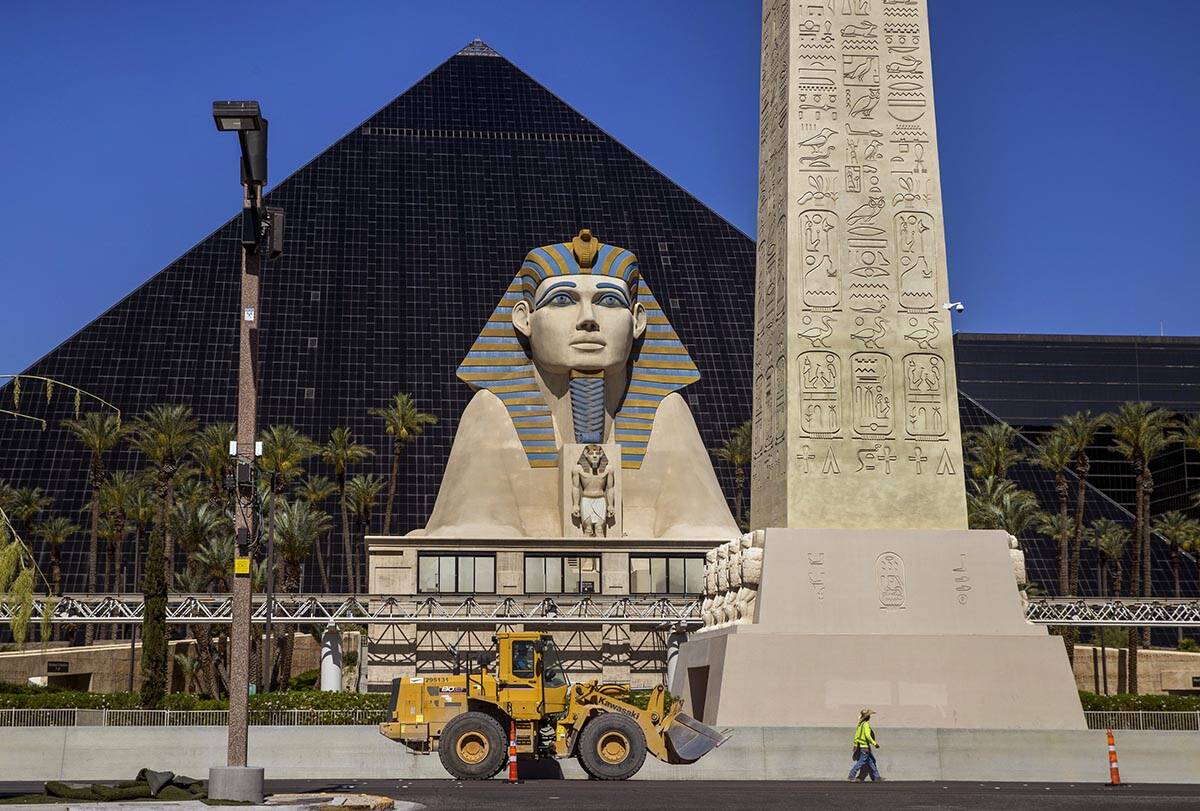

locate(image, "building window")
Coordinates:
525 555 600 594
418 554 496 594
629 555 705 595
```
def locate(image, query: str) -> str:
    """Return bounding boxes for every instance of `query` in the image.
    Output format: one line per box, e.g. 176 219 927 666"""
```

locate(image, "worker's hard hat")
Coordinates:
859 708 873 719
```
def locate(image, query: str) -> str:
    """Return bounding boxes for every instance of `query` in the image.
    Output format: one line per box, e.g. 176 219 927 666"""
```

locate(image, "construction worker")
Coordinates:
848 708 883 782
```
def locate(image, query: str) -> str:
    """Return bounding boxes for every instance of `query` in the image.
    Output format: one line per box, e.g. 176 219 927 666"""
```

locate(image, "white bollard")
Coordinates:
320 623 343 692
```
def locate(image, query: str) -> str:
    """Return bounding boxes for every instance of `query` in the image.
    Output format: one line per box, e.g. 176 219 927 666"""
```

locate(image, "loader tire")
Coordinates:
438 711 507 780
577 713 647 781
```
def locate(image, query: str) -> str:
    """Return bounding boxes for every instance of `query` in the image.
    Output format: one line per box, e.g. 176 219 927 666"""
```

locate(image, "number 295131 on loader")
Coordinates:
379 631 729 780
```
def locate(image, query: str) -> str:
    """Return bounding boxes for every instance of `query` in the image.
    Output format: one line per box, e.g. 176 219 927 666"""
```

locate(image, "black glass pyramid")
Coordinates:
1 43 1192 606
0 43 756 592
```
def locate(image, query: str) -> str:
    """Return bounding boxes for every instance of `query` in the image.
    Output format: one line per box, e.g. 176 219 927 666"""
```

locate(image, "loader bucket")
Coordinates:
665 713 731 764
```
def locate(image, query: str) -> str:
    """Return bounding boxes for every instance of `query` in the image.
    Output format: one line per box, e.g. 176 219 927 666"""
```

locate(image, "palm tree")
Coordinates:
35 517 80 596
296 475 337 593
1030 429 1074 597
1089 517 1131 694
967 476 1043 538
170 501 228 560
173 649 201 695
194 534 235 593
63 412 127 608
1177 412 1200 471
320 427 374 593
712 420 752 531
271 499 332 687
1057 411 1107 600
1109 402 1173 660
346 474 385 593
1152 511 1200 643
11 488 51 542
1090 517 1130 592
260 425 317 496
11 488 51 595
191 423 235 507
98 472 139 594
128 404 197 581
1037 510 1077 661
128 404 197 708
125 482 156 593
369 394 437 536
189 534 237 698
963 423 1024 479
259 425 317 604
0 479 16 515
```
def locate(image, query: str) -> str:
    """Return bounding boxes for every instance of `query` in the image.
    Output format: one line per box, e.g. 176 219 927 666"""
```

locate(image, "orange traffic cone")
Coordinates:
506 719 521 784
1105 728 1123 787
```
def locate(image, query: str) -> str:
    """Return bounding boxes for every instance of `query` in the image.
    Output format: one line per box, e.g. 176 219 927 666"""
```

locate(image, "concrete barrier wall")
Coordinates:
3 726 1197 783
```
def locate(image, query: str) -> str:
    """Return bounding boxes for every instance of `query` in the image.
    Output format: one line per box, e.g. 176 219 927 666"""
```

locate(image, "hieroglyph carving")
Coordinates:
904 352 947 439
896 210 936 312
850 352 892 437
875 551 906 609
799 351 841 437
801 210 841 311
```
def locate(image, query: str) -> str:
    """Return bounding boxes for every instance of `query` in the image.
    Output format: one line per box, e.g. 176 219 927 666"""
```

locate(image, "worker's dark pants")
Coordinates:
849 748 880 781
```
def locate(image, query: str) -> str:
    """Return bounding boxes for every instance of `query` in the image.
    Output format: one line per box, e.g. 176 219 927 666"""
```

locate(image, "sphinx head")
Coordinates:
511 232 647 375
456 229 701 470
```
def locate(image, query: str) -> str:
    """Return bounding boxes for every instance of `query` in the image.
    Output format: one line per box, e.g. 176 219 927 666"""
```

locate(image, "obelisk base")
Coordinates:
670 528 1085 730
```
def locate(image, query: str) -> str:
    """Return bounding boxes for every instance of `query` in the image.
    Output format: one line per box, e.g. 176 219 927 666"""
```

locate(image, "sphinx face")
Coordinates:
512 275 647 374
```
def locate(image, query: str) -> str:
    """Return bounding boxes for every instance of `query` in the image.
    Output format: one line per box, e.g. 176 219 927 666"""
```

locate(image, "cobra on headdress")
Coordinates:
456 230 700 469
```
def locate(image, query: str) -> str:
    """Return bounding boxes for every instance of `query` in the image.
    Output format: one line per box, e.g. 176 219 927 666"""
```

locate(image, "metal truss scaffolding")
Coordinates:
1024 598 1200 627
4 594 1200 628
3 594 703 628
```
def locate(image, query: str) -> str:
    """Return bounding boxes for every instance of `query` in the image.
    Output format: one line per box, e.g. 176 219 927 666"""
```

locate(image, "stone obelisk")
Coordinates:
669 0 1084 732
751 0 967 530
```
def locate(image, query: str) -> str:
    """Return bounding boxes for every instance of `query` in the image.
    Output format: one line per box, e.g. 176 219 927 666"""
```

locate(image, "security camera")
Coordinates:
943 301 964 314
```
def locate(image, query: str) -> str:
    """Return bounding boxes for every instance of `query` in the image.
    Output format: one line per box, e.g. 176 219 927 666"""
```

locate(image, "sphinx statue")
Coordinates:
417 229 738 539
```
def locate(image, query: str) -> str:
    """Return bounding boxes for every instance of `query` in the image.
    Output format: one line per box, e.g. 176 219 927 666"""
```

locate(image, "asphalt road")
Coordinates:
268 780 1200 809
3 780 1198 809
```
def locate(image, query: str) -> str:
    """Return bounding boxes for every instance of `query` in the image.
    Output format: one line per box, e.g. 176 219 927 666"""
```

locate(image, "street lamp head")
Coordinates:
212 100 263 132
213 100 269 188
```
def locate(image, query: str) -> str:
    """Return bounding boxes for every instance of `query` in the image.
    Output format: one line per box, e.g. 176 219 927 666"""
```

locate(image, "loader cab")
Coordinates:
496 632 570 717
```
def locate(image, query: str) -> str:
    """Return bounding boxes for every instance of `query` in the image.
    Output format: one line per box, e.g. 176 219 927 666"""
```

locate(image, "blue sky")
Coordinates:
1 0 1197 375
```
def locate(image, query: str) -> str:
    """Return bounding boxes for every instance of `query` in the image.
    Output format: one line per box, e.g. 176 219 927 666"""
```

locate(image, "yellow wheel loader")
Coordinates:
379 631 729 780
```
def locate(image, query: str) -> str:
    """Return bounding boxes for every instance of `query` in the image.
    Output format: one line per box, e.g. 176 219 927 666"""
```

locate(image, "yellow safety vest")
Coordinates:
853 720 875 748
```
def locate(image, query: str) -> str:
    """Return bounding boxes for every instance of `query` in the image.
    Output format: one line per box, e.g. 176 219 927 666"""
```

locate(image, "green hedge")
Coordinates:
0 682 387 712
1079 691 1200 712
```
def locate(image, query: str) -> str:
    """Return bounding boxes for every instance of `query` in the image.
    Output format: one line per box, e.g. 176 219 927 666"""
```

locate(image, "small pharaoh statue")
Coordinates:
735 531 765 624
701 547 719 626
572 444 614 537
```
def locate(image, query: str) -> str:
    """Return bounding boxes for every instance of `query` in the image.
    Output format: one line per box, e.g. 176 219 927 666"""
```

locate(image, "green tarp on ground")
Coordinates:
0 769 211 805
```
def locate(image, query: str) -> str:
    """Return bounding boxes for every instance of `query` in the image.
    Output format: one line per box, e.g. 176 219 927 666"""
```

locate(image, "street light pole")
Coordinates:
228 176 261 768
212 102 275 797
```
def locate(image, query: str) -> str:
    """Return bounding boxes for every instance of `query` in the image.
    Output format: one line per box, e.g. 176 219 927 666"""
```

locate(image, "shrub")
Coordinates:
1178 638 1199 653
0 684 387 714
1079 691 1200 712
288 668 320 691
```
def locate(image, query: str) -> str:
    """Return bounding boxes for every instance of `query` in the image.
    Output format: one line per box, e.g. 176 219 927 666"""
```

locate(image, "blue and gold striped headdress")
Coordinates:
456 229 700 469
